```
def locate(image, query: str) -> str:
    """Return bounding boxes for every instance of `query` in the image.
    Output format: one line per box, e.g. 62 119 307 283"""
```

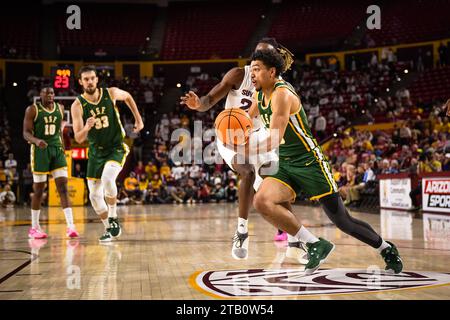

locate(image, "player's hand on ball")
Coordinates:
85 116 96 130
133 120 144 133
35 139 48 149
180 91 201 110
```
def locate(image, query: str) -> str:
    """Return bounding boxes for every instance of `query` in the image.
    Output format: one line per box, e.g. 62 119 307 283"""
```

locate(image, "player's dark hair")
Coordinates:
78 65 97 79
257 38 294 72
251 49 285 77
40 86 53 92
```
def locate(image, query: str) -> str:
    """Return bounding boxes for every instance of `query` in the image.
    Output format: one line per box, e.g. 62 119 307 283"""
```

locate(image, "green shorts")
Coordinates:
31 144 67 174
87 143 129 179
268 149 338 201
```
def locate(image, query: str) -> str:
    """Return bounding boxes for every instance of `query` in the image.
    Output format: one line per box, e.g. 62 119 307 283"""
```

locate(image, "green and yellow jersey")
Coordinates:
33 102 63 147
257 80 320 160
77 87 126 151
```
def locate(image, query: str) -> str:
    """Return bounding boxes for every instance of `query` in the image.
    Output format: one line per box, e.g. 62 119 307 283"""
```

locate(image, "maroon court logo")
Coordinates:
191 268 450 298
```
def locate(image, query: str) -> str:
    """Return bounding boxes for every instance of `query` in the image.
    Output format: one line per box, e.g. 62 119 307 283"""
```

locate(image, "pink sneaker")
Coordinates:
66 227 79 238
28 227 48 239
274 230 288 241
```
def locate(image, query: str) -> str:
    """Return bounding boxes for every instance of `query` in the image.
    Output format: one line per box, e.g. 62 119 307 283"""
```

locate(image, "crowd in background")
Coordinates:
2 56 450 209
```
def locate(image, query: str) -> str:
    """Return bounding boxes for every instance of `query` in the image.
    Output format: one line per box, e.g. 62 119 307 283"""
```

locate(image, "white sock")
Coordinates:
102 219 110 230
108 203 117 219
63 208 75 229
237 218 248 234
287 234 298 243
377 240 391 253
31 209 40 229
295 226 319 244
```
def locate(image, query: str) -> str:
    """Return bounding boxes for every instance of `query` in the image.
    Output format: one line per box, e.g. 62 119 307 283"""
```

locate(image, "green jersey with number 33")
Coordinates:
77 87 126 149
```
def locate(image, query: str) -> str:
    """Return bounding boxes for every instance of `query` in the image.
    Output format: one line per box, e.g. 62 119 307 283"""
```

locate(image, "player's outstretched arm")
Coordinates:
180 67 244 112
109 87 144 133
23 105 47 149
71 98 95 144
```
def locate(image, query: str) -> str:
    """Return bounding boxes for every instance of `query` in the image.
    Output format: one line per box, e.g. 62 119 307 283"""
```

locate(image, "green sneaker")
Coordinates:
108 217 122 238
99 230 113 243
381 241 403 274
304 238 335 274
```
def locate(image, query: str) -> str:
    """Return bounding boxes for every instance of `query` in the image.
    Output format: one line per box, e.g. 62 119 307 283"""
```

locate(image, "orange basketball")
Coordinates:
214 108 253 146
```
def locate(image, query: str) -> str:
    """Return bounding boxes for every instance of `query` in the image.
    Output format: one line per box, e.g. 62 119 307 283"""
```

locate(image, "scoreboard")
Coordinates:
51 66 74 91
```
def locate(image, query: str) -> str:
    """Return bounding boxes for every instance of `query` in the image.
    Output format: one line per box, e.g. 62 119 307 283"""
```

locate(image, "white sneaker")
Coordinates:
231 230 249 260
286 241 309 265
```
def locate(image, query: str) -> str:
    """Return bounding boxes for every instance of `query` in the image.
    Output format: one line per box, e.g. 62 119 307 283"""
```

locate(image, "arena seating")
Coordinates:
268 0 370 50
409 66 450 103
57 4 156 57
0 6 40 59
161 1 266 60
366 0 450 46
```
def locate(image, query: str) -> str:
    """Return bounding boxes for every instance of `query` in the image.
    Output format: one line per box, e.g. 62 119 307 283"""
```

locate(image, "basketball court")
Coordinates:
1 203 449 300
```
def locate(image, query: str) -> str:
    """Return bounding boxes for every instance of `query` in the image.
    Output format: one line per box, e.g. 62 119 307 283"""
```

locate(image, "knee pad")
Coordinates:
101 161 121 198
88 179 108 214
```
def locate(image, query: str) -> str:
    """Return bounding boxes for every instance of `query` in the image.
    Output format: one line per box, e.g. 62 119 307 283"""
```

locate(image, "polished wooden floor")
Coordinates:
0 203 449 300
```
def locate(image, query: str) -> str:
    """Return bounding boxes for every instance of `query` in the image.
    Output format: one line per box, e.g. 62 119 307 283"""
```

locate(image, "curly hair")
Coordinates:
257 38 294 73
251 49 285 77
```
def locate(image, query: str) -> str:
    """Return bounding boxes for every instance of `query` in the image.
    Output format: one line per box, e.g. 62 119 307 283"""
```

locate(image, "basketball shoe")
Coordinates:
108 217 122 238
231 230 249 260
274 230 287 241
66 227 79 238
28 227 48 239
304 238 335 274
99 230 113 243
285 241 309 265
381 241 403 274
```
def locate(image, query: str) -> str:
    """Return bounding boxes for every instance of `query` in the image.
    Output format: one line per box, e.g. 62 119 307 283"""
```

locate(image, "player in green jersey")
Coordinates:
23 87 79 239
71 66 144 243
244 49 403 274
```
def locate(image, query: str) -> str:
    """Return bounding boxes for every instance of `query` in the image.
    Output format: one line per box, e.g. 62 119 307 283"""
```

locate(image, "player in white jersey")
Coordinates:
181 38 307 264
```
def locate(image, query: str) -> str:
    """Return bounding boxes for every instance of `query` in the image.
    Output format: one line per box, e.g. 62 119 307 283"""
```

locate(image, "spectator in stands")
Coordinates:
314 113 327 141
210 182 225 202
345 164 365 206
160 161 171 180
225 180 237 202
134 160 145 177
0 184 16 208
399 121 412 145
339 164 356 201
145 160 158 177
389 159 400 174
4 153 17 171
138 173 149 202
197 181 211 203
124 172 141 202
183 178 197 204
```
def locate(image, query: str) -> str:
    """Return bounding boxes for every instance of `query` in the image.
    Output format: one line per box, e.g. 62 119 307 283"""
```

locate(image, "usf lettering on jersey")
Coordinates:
257 80 320 159
77 88 126 149
33 102 63 147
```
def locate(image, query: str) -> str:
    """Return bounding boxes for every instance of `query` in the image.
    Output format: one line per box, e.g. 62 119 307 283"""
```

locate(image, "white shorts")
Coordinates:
33 167 68 183
216 127 279 191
